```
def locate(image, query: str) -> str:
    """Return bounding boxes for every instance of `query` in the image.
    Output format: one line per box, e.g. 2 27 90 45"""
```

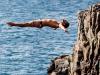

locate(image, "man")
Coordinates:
7 19 69 32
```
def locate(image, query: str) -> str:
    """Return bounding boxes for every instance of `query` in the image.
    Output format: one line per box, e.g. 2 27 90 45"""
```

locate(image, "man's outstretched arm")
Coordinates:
59 23 67 32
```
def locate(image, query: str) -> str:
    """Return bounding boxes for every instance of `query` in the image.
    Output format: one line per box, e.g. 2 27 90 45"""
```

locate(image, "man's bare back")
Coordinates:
7 19 69 32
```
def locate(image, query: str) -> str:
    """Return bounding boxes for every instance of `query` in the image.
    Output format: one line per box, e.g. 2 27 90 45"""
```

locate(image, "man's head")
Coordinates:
62 19 69 28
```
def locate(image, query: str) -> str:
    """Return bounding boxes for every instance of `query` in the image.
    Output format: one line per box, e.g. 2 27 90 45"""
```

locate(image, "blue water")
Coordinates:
0 0 99 75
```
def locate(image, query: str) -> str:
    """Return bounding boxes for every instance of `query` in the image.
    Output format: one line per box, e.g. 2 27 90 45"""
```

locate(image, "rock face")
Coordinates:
48 55 71 75
47 3 100 75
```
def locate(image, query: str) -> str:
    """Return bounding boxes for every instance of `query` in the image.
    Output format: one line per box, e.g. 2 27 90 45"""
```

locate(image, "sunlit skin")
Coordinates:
7 19 69 32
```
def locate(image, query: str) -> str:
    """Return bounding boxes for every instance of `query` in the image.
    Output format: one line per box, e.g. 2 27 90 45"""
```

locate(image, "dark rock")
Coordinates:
47 55 71 75
48 3 100 75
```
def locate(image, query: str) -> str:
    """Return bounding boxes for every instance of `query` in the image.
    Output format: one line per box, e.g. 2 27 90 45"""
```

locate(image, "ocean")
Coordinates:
0 0 99 75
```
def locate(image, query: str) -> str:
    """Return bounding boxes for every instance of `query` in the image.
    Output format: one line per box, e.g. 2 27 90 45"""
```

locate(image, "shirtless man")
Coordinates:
7 19 69 32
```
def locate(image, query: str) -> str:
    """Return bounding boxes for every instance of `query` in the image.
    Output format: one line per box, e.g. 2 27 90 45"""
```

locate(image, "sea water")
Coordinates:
0 0 99 75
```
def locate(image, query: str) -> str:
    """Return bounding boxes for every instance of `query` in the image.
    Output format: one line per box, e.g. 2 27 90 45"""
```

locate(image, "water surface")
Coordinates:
0 0 99 75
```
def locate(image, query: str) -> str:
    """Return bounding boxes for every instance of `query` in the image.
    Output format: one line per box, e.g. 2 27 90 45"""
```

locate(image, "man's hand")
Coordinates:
65 30 70 34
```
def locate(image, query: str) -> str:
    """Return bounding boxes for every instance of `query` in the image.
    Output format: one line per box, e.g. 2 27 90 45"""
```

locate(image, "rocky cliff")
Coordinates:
47 3 100 75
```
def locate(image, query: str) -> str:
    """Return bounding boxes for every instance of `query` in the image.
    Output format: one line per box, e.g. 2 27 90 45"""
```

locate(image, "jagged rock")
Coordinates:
48 3 100 75
72 3 100 75
47 55 71 75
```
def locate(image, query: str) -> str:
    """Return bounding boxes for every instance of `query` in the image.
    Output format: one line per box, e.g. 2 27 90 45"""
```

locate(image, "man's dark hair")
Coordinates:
62 19 69 28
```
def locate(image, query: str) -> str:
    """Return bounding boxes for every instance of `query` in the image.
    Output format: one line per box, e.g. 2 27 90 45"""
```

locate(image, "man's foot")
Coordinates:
7 22 16 26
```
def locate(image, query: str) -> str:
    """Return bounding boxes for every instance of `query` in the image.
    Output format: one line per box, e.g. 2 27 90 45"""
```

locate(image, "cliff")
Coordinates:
47 3 100 75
